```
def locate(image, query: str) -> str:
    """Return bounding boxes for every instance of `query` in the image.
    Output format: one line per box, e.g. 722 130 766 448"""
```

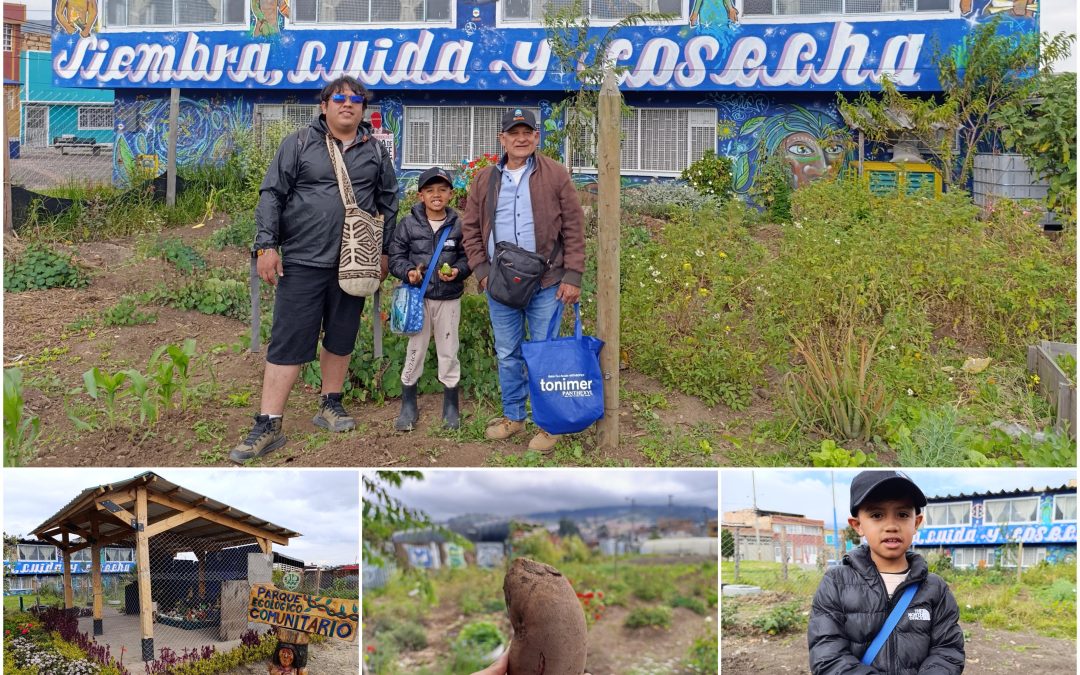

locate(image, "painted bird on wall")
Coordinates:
55 0 98 37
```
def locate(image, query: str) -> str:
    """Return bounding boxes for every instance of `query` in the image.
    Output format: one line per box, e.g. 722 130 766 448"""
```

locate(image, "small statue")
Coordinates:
268 628 309 675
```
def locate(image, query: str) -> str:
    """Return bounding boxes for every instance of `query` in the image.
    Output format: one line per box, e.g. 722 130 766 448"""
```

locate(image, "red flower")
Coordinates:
584 598 590 605
597 592 603 598
21 627 29 635
584 592 594 599
366 645 376 653
594 613 600 620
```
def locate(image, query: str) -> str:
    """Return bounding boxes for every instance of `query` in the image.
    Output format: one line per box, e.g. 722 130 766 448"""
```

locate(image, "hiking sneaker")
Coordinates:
229 415 286 464
313 393 356 432
485 417 526 440
528 430 561 452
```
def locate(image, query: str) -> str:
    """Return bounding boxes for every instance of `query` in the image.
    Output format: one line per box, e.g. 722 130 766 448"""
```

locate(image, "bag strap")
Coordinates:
487 162 564 267
544 302 582 341
418 226 452 298
861 582 920 666
326 134 358 208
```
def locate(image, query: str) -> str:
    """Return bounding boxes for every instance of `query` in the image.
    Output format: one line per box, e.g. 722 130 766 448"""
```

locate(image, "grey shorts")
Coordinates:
266 263 366 365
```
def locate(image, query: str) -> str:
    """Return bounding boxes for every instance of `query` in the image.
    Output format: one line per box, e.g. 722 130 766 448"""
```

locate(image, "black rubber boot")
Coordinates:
395 384 419 431
442 386 460 430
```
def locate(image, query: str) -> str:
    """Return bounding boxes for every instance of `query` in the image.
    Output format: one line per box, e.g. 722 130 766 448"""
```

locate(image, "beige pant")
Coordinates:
400 297 461 388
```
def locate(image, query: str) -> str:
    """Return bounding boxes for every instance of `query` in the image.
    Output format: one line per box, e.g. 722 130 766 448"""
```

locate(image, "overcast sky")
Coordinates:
15 0 1076 71
3 469 359 566
722 469 1077 530
370 470 718 520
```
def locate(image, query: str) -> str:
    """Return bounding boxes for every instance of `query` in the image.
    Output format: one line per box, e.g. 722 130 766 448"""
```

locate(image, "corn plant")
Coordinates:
122 369 158 426
785 328 892 441
4 368 41 466
82 367 130 427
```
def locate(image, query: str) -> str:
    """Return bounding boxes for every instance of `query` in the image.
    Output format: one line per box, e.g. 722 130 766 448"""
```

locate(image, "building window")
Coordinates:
403 105 541 168
572 107 716 176
104 548 135 562
502 0 682 22
3 23 12 52
253 103 383 148
104 0 248 27
983 497 1039 525
71 549 92 562
17 544 58 561
924 501 971 528
291 0 451 23
78 106 114 131
1053 494 1076 522
742 0 949 17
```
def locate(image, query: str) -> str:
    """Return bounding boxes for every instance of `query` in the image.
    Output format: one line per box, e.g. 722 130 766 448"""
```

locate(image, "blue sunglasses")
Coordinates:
330 93 364 104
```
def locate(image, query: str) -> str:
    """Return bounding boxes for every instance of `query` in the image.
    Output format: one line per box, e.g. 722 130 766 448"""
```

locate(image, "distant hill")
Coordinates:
524 504 718 523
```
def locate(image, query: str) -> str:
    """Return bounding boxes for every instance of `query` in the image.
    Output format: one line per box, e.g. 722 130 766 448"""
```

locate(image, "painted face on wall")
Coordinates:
781 132 845 187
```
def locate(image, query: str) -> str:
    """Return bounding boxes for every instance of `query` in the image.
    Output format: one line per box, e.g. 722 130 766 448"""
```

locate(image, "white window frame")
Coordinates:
401 105 541 170
1053 494 1076 522
738 0 956 22
983 497 1040 525
923 501 972 528
288 0 454 27
3 23 13 52
498 0 686 26
78 106 114 131
570 106 717 177
101 0 250 31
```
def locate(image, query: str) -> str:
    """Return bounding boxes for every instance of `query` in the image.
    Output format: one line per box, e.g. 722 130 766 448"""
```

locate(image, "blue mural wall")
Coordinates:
912 490 1077 565
57 0 1037 189
3 560 136 575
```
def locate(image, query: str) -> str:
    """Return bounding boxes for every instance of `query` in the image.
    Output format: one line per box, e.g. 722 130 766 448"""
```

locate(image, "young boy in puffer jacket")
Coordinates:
808 471 965 675
388 167 471 432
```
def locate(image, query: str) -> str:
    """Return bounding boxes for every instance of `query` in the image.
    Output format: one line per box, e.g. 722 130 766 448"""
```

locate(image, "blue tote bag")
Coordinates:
521 302 604 435
390 226 451 336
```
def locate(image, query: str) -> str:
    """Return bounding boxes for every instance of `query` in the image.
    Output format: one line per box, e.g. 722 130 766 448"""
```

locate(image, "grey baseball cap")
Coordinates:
849 470 927 516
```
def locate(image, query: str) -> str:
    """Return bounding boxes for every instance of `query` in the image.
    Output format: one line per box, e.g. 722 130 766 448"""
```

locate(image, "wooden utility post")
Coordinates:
732 528 741 580
3 143 12 232
780 526 789 580
596 68 621 451
166 88 180 207
61 531 74 608
135 486 155 661
91 518 104 636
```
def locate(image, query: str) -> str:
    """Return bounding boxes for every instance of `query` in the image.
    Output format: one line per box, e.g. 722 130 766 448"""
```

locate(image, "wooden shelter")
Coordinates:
31 472 301 662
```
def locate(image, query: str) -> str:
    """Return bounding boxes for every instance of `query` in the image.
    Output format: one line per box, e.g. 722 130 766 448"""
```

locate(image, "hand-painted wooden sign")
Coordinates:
248 584 359 642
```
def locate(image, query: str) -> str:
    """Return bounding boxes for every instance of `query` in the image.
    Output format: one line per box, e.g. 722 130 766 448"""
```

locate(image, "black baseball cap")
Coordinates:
417 166 453 190
500 108 538 132
849 470 927 516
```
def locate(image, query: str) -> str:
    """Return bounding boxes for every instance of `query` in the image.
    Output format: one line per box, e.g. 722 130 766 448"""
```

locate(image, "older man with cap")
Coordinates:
461 108 587 452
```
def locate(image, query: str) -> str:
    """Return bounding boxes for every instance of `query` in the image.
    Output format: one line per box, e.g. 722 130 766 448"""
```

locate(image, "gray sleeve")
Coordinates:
253 132 299 251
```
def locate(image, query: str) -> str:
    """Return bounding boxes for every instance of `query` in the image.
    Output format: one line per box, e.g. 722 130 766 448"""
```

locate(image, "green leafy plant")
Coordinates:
4 244 90 292
747 149 794 223
101 296 157 327
684 632 718 675
4 368 40 467
670 595 708 615
993 72 1077 226
624 606 672 629
785 328 892 441
209 213 258 250
451 621 505 673
121 369 158 426
891 405 978 467
810 439 869 467
152 237 207 275
682 150 735 202
751 602 805 635
164 276 250 321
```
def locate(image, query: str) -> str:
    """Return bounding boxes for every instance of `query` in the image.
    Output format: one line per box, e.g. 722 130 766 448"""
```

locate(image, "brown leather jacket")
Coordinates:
460 152 586 289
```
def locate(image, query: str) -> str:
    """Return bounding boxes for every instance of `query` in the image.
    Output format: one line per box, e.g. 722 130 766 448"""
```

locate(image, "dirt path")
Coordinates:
721 624 1076 674
5 221 781 468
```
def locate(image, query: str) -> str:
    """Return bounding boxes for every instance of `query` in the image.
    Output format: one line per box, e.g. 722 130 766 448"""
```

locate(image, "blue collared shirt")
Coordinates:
488 155 536 260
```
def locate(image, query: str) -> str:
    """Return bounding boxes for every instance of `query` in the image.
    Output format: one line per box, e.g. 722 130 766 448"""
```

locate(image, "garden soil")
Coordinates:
721 624 1076 674
4 222 776 467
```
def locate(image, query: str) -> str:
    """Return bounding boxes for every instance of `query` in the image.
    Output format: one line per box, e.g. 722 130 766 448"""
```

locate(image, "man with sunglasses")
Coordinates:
230 75 398 463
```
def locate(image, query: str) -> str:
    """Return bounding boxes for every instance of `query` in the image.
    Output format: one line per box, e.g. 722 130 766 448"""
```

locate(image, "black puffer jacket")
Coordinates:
254 115 399 266
808 546 964 675
387 203 471 300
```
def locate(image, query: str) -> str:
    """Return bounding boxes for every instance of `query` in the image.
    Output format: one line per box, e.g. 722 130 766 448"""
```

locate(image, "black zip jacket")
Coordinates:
254 115 399 266
387 203 471 301
808 545 964 675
